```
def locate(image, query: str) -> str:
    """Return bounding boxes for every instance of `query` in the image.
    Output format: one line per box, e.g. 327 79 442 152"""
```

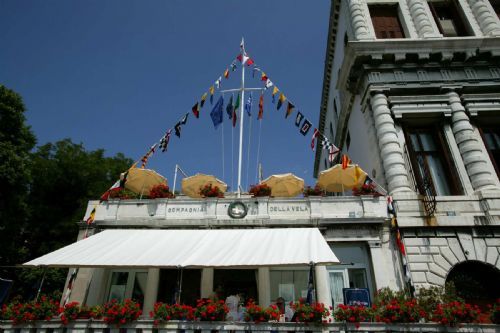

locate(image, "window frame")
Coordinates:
428 0 470 37
106 269 148 303
478 126 500 179
403 125 462 196
368 4 406 39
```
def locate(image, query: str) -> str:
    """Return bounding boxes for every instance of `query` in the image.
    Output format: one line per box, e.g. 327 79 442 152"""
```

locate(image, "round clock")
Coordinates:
227 201 248 219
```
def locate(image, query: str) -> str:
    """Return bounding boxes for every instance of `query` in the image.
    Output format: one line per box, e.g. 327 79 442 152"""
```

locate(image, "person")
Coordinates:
225 293 240 321
275 297 294 322
209 284 224 302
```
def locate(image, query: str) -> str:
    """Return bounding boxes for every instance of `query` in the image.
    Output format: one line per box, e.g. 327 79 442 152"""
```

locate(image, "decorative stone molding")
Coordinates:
347 0 374 40
370 92 412 194
404 231 500 288
448 91 498 191
390 95 451 118
467 0 500 36
407 0 440 38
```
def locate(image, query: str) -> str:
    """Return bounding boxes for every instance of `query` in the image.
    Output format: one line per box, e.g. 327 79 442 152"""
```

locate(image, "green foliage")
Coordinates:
0 85 36 278
0 85 133 300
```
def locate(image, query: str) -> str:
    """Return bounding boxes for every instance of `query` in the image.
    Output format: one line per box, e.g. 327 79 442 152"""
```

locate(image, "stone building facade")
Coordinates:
314 0 500 300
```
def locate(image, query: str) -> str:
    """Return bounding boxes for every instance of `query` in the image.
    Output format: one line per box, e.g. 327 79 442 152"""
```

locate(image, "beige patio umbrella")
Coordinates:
181 173 227 198
261 173 305 197
124 167 167 195
317 164 367 192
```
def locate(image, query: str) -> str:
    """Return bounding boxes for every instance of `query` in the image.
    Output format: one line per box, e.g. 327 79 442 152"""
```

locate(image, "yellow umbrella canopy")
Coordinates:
261 173 305 197
317 164 367 192
124 167 168 194
181 173 227 198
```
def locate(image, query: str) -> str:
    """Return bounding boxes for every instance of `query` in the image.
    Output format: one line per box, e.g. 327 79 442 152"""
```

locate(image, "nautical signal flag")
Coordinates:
159 129 172 152
210 96 224 129
311 128 319 151
285 101 295 118
272 86 279 103
86 207 96 225
245 93 252 116
329 145 339 163
192 102 200 118
174 122 181 137
396 228 406 255
226 95 234 119
261 72 268 82
341 154 350 169
180 113 189 125
295 112 304 127
200 93 207 108
258 93 264 120
215 77 222 89
237 53 254 66
209 86 215 104
265 79 273 89
224 68 229 79
277 93 286 110
300 119 312 135
234 93 240 110
232 108 237 127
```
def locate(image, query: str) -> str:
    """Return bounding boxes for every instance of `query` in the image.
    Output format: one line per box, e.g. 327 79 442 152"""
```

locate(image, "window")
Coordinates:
368 5 405 39
404 127 462 196
334 99 338 119
328 243 374 307
480 127 500 178
346 131 351 151
157 269 201 306
489 0 500 19
330 122 334 139
270 268 308 303
107 270 148 304
428 0 469 36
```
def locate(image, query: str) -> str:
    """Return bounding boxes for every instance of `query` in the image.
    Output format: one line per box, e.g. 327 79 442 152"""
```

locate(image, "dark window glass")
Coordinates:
369 5 405 39
405 127 461 196
428 0 469 36
481 127 500 178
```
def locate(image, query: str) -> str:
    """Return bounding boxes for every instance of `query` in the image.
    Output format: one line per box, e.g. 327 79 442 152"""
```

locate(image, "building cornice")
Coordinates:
314 0 340 178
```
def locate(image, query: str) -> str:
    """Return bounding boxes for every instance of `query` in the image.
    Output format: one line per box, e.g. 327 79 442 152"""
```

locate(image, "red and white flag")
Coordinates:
311 128 319 151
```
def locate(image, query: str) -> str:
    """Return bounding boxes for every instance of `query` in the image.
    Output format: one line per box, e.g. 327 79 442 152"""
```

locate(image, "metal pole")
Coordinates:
35 268 47 301
173 164 178 194
237 38 245 198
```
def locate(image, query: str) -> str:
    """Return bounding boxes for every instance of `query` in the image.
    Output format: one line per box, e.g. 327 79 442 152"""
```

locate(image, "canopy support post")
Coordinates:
176 266 184 304
35 267 47 301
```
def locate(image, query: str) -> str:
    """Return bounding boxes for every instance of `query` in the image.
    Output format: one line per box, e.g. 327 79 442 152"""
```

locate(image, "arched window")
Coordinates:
446 261 500 307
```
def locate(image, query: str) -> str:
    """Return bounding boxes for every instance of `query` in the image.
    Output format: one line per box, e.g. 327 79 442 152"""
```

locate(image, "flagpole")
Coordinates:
237 38 245 198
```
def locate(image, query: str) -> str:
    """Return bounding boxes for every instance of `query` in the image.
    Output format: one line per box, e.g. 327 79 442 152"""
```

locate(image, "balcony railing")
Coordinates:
83 196 389 228
1 319 499 333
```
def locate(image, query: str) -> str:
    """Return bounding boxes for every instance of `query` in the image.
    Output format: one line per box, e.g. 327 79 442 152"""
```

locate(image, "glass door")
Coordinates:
329 270 348 308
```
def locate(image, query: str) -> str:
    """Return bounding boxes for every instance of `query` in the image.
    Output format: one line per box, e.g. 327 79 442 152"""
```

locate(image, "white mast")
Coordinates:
237 38 246 198
220 38 263 197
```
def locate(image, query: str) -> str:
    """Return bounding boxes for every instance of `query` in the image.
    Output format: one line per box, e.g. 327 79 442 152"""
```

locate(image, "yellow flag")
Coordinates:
272 86 279 96
209 86 215 95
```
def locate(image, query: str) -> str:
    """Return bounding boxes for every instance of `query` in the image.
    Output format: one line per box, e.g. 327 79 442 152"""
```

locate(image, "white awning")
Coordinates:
24 228 339 268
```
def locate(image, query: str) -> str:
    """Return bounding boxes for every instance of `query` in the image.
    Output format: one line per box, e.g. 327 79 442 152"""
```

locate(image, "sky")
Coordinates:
0 0 331 192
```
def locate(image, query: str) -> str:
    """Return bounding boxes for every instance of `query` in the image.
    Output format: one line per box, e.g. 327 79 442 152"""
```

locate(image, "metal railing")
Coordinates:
1 319 499 333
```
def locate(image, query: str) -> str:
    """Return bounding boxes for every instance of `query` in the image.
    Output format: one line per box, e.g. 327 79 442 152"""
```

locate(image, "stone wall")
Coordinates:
403 228 500 288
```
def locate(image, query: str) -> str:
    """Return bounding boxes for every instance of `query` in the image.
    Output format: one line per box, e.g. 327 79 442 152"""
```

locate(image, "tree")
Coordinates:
0 85 36 272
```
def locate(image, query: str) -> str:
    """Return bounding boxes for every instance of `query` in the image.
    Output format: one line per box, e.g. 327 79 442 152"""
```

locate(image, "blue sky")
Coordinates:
0 0 330 191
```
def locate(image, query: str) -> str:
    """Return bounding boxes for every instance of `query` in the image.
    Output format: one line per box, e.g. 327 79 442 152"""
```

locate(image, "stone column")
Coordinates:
368 241 399 290
143 268 160 316
407 0 440 38
200 268 214 298
371 92 412 194
315 265 332 310
347 0 374 40
467 0 500 36
448 91 498 191
258 267 271 307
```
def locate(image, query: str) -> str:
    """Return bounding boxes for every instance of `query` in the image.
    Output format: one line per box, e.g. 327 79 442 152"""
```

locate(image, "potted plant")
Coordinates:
333 304 372 328
150 303 194 325
291 301 331 324
102 299 142 326
199 184 224 198
490 299 500 324
108 188 139 200
303 185 324 197
249 184 271 197
149 184 175 199
352 182 382 197
194 298 228 321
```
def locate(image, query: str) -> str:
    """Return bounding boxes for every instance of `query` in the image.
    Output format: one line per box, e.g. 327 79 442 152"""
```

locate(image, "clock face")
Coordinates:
228 201 248 219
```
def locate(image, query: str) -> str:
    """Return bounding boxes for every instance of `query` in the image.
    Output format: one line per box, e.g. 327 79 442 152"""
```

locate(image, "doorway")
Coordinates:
213 269 258 304
156 269 201 306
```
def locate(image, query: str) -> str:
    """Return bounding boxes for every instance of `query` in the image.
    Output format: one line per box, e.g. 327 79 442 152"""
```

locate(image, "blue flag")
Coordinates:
226 95 234 119
245 93 252 116
210 96 224 129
